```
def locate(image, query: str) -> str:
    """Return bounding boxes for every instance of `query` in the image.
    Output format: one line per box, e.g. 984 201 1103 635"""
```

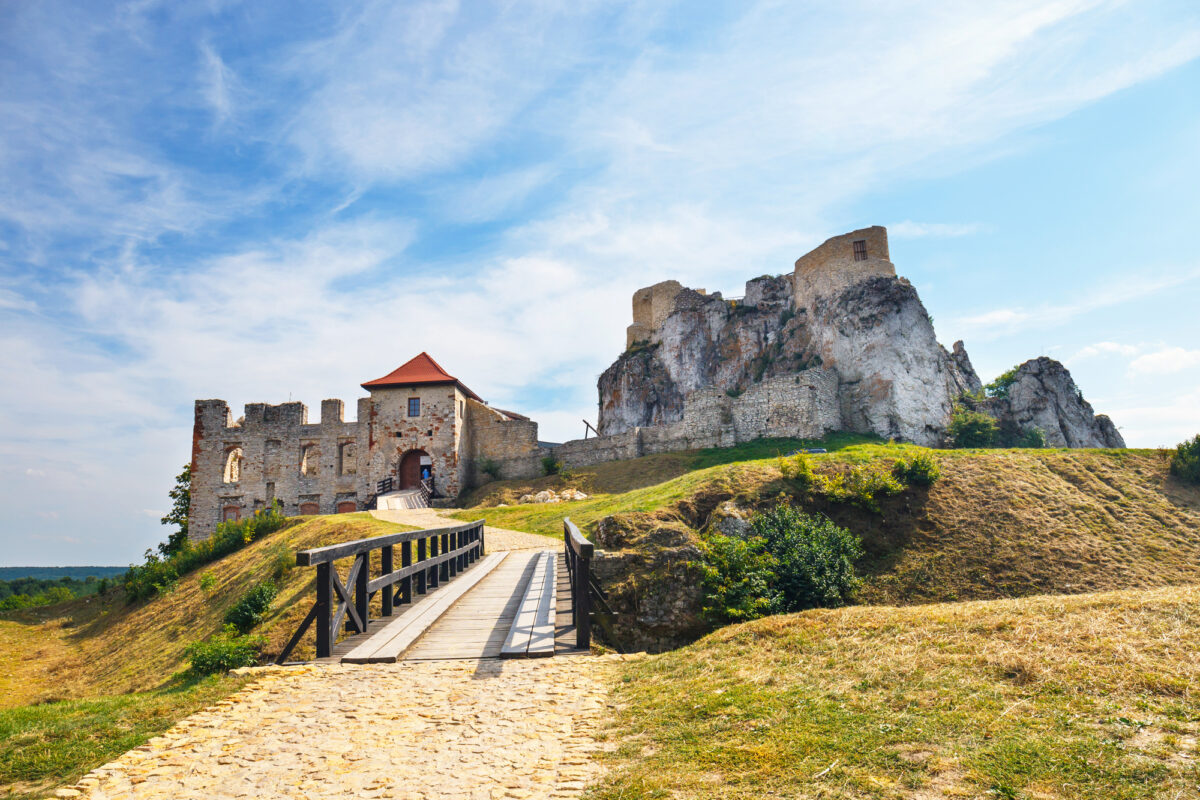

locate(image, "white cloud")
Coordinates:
1129 347 1200 375
1070 341 1140 361
199 41 238 124
889 221 986 239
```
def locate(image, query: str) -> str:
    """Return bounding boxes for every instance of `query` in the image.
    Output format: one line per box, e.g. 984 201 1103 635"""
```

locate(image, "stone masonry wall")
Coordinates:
793 225 894 309
463 398 543 483
627 280 691 348
189 399 362 541
361 385 463 502
551 370 840 471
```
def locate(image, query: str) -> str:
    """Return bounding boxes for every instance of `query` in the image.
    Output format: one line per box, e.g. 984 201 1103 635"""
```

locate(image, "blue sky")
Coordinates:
2 0 1199 566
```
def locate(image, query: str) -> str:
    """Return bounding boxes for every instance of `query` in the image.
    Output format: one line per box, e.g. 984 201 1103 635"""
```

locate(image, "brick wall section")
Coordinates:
793 225 894 309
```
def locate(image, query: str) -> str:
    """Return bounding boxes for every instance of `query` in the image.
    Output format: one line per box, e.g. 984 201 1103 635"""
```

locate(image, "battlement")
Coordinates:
792 225 894 308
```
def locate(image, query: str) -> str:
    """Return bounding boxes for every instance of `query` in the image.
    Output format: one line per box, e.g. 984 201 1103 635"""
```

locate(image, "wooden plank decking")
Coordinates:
405 550 549 661
500 551 556 658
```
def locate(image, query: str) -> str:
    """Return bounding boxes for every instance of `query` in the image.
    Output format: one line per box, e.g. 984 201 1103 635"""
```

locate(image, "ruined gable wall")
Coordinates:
793 225 894 309
188 399 361 541
463 398 542 483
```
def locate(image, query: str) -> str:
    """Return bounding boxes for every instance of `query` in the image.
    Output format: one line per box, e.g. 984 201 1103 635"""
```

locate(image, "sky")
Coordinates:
2 0 1199 566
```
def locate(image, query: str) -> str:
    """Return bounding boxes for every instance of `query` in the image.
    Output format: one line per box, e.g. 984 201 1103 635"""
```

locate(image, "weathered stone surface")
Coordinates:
593 226 1120 451
985 357 1126 448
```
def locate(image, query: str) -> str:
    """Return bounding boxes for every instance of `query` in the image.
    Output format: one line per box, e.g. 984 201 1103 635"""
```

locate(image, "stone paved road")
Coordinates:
60 657 627 800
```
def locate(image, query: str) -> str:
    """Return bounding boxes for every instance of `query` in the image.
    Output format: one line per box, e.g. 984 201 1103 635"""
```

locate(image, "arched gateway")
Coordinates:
397 448 431 490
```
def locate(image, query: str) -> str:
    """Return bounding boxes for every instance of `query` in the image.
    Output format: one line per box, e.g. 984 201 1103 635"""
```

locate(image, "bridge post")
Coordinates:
416 537 427 594
400 541 413 604
381 545 394 617
354 553 369 633
316 562 332 658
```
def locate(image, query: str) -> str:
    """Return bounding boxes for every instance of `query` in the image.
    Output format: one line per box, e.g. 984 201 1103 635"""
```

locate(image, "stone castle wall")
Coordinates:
792 225 894 309
626 280 696 348
550 370 839 470
189 398 363 541
463 399 543 483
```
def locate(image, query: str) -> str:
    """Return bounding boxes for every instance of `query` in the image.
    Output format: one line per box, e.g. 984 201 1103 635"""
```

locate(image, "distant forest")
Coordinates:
0 568 126 611
0 566 126 581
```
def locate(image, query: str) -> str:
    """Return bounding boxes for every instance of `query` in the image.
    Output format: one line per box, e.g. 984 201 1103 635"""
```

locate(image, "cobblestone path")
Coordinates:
59 657 628 800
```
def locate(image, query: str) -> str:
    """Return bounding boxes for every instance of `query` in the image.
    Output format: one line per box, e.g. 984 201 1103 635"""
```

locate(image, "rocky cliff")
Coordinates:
597 226 1123 449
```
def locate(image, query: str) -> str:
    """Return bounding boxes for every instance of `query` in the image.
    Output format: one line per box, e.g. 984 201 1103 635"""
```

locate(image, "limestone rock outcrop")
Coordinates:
597 226 1122 449
982 357 1125 448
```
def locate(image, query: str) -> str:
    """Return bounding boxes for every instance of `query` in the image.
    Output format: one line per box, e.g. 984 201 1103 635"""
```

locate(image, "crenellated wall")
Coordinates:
188 398 362 541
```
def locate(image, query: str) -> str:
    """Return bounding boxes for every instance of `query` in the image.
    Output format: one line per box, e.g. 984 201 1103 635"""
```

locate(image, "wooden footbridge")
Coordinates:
276 519 602 664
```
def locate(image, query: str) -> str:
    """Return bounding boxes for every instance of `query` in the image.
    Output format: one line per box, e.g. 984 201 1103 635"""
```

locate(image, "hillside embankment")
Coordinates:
455 440 1200 650
589 584 1200 800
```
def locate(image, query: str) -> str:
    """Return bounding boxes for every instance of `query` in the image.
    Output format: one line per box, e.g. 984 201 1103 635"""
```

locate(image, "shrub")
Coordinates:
540 456 561 476
699 533 777 625
477 457 502 480
185 625 263 675
892 452 941 486
198 572 217 593
1018 427 1048 449
948 405 999 448
747 504 863 612
123 503 290 603
985 365 1020 399
1170 434 1200 485
816 472 850 503
841 465 904 512
778 453 814 489
224 581 278 634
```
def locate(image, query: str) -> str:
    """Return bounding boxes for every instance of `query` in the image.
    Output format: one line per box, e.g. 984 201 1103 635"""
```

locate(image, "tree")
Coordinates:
1171 434 1200 485
159 464 191 557
948 405 999 448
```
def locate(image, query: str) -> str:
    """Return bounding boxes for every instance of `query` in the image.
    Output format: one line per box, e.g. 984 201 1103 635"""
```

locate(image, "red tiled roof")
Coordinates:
361 352 482 401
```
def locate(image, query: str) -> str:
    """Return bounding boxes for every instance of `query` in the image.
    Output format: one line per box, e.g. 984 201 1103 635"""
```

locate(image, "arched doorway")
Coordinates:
398 449 431 490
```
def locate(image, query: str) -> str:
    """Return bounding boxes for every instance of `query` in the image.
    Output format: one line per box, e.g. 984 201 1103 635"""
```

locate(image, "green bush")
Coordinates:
700 504 863 625
224 581 278 634
1018 427 1048 448
948 405 999 448
198 572 217 593
699 533 777 625
185 625 263 675
778 453 814 489
477 457 502 480
1170 434 1200 485
747 504 863 613
892 452 941 486
123 503 289 603
842 465 904 512
540 456 561 476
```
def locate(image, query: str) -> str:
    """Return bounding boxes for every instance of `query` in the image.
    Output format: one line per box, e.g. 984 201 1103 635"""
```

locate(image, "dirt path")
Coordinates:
370 508 553 552
61 657 630 800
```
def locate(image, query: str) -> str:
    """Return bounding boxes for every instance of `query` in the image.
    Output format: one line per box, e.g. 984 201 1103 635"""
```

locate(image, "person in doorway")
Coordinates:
421 465 431 481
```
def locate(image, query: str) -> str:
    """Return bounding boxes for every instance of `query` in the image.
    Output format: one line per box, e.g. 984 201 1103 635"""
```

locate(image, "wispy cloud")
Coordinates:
1129 346 1200 375
889 221 987 239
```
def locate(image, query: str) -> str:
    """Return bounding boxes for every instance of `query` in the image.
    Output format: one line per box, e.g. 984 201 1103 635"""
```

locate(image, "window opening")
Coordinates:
408 397 421 417
852 240 868 261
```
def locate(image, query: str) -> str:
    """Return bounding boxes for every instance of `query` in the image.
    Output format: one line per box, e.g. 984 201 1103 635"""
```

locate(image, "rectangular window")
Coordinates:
852 240 868 261
408 397 421 417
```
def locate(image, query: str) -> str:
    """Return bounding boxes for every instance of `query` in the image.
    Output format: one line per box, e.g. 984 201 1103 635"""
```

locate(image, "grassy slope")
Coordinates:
0 512 414 799
454 442 1200 605
0 675 248 800
590 585 1200 800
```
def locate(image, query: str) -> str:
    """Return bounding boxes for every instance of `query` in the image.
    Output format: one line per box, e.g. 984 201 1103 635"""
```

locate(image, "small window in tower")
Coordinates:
408 397 421 417
852 240 868 261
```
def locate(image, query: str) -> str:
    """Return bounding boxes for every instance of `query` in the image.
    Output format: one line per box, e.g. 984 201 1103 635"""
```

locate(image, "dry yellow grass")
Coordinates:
0 513 412 706
593 584 1200 799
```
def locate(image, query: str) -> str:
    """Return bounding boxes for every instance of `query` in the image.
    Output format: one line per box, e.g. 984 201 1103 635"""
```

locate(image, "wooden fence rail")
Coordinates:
277 519 485 662
563 518 593 650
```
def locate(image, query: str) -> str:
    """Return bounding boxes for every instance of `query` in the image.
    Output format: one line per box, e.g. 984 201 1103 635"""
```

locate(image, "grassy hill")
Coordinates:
0 512 412 707
590 584 1200 800
454 440 1200 609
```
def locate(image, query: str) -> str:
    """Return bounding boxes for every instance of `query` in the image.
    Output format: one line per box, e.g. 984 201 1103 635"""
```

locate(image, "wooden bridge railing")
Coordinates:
563 518 593 650
277 519 485 662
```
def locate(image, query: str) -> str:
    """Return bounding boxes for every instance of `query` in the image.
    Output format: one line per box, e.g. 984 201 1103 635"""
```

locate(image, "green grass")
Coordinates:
0 674 249 800
589 585 1200 800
